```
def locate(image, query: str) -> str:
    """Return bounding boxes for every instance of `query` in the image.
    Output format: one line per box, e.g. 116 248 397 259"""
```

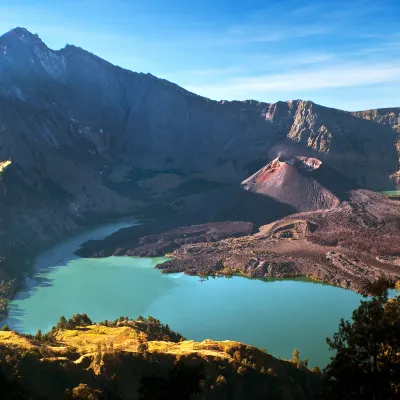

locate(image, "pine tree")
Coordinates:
57 316 68 330
291 349 299 364
325 278 400 399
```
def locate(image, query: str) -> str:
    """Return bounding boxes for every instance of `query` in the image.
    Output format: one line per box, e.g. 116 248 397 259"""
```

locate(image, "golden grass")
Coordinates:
0 324 251 366
148 339 237 360
0 160 11 173
0 323 309 398
54 325 143 353
0 331 35 350
52 325 245 361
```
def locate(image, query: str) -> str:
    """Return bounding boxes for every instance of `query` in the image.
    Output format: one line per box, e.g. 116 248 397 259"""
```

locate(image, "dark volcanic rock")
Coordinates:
157 190 400 294
77 221 253 258
131 221 253 256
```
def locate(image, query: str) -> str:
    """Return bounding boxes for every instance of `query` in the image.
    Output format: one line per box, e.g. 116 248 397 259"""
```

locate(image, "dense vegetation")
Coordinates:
0 279 15 317
324 278 400 399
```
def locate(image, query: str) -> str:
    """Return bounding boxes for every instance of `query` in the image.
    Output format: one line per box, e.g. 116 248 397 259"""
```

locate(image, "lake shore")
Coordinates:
0 219 139 323
76 190 400 295
2 255 363 367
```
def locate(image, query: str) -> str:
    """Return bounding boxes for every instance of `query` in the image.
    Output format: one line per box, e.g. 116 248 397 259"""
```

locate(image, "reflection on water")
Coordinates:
4 220 138 331
5 222 364 367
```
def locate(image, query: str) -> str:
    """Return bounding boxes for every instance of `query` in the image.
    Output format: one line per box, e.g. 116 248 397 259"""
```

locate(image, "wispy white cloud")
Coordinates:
219 25 330 45
182 66 242 77
215 0 372 46
161 52 336 89
184 62 400 100
245 52 335 69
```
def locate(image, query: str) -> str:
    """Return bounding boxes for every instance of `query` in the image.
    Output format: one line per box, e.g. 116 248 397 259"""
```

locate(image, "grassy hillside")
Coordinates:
0 315 321 399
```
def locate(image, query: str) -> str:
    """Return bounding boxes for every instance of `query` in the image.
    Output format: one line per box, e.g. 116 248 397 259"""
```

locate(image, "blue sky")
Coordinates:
1 0 400 110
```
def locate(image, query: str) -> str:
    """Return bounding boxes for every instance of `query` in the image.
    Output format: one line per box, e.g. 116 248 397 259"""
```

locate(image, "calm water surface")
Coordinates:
381 190 400 196
5 223 364 367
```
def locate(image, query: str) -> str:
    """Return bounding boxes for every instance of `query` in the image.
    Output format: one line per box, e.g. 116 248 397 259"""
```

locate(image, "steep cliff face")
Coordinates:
352 107 400 187
0 27 399 277
352 107 400 128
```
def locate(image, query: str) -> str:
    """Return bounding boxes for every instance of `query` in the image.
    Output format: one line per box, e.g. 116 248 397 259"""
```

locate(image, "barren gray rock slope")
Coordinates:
0 27 399 279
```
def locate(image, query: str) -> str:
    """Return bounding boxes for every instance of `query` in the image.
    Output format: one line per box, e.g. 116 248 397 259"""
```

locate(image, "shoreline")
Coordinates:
0 248 364 368
0 219 139 324
4 186 400 326
159 261 370 295
75 190 400 296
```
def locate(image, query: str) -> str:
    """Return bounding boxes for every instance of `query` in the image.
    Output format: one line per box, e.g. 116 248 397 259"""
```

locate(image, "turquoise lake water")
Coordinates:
382 190 400 196
4 222 364 367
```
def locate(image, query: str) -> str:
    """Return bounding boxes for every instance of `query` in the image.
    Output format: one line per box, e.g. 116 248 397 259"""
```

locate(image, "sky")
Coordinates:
0 0 399 111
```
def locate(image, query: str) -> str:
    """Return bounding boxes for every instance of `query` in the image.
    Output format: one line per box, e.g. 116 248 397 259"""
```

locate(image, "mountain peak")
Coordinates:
1 27 45 46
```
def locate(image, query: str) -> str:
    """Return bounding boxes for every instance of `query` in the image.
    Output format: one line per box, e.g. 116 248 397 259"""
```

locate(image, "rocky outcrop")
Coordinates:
352 107 400 129
352 107 400 187
77 221 254 258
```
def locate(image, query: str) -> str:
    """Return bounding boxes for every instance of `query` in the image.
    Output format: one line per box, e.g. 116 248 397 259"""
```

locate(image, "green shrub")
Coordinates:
311 366 322 374
137 343 148 353
237 366 247 375
267 368 276 376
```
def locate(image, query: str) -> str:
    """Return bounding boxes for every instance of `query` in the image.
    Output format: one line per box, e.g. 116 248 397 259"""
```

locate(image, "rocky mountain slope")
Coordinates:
2 26 397 190
352 108 400 187
0 26 399 282
352 107 400 129
0 315 321 399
